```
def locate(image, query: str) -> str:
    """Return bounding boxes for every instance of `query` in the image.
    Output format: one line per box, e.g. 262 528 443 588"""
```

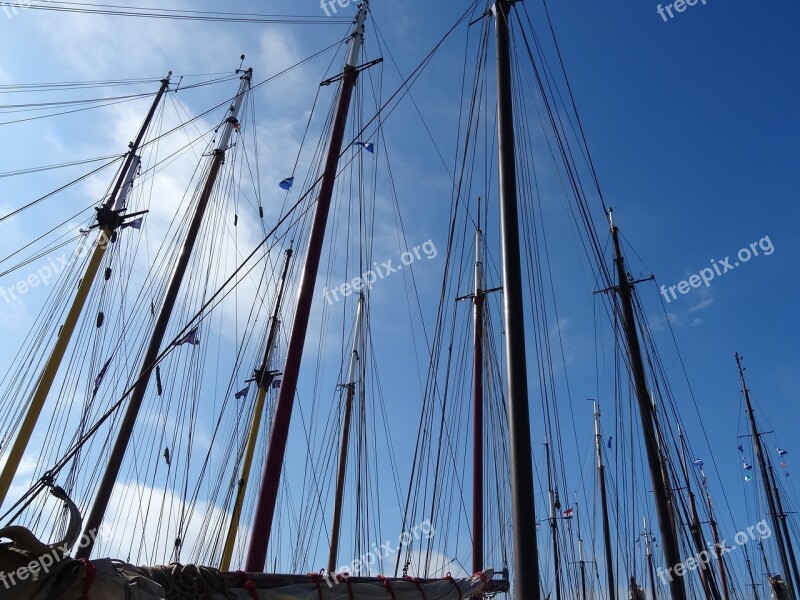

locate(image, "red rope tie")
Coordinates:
472 569 490 583
306 570 325 599
444 573 463 600
236 570 259 600
404 576 429 600
77 558 97 599
378 575 398 600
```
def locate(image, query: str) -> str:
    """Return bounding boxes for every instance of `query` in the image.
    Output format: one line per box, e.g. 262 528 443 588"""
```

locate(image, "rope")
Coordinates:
136 564 235 600
377 575 397 600
444 573 463 600
404 576 429 600
76 558 97 599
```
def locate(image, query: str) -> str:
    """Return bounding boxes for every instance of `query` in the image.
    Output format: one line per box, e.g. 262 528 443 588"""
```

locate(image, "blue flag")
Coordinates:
743 461 753 471
122 217 143 230
271 377 282 389
234 385 250 400
778 448 789 457
175 327 200 347
279 177 294 190
607 436 612 449
693 459 704 468
93 357 113 395
357 142 374 153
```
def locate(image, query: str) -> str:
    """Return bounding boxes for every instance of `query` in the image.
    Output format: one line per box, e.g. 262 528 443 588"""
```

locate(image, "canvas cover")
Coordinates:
1 557 499 600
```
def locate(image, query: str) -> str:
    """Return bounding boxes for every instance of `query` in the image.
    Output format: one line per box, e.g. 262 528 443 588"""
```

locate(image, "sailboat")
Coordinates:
0 1 797 600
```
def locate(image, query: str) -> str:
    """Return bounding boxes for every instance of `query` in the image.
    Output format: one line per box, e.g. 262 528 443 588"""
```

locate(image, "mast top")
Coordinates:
345 1 369 68
607 207 615 230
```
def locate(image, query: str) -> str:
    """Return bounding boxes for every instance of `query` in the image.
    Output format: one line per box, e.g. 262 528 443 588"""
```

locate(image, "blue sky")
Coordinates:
0 0 797 593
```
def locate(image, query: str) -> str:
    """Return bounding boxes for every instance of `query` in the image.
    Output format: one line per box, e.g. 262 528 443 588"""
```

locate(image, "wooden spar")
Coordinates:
737 352 798 599
609 210 686 600
643 517 658 600
327 293 364 573
493 2 541 595
244 2 369 571
472 226 485 575
576 514 588 600
219 246 294 571
545 439 562 600
76 70 252 558
594 402 617 600
768 456 800 597
0 74 171 506
678 427 722 600
706 492 731 600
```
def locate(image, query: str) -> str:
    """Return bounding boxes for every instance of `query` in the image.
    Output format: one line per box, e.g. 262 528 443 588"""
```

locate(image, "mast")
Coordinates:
742 542 761 600
703 475 731 600
643 517 658 600
219 246 293 571
678 428 721 600
0 74 171 506
327 293 364 573
494 1 541 595
769 452 800 594
574 499 589 600
245 3 368 571
736 352 798 599
76 69 252 558
545 439 563 600
609 210 686 600
594 402 617 600
472 224 485 575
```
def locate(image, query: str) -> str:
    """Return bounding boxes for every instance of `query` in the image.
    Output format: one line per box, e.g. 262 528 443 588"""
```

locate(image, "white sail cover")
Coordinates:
1 557 500 599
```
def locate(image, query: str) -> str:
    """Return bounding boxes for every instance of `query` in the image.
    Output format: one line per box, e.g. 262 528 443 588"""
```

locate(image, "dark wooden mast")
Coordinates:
76 69 253 558
643 517 658 600
736 352 799 599
768 450 800 595
545 439 563 600
244 3 369 571
609 210 686 600
472 226 485 575
594 402 617 600
493 1 541 595
678 427 722 600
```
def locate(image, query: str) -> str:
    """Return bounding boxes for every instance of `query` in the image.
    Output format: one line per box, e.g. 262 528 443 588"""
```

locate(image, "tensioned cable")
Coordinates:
0 1 352 24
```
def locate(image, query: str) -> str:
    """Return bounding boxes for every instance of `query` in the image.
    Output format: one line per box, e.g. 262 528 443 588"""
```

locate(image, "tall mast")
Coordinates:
768 451 800 593
327 293 364 573
643 517 658 600
736 352 798 599
574 499 589 600
594 402 617 600
0 75 171 506
472 224 485 575
545 439 563 600
494 1 541 595
678 427 721 600
742 542 761 600
76 70 252 557
245 3 369 571
219 246 293 571
702 470 731 600
609 210 686 600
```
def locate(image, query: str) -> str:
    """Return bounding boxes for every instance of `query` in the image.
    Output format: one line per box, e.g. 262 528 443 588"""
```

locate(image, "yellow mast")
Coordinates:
0 74 171 506
219 246 293 571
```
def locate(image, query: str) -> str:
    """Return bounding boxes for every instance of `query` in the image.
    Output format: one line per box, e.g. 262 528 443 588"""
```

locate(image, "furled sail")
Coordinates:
1 558 506 599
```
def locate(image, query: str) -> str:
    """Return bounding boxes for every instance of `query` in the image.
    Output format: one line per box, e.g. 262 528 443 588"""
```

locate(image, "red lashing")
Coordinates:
77 558 98 599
